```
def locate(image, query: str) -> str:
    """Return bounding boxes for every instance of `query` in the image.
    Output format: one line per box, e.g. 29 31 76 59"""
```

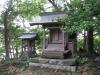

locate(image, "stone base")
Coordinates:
29 57 76 71
29 63 76 71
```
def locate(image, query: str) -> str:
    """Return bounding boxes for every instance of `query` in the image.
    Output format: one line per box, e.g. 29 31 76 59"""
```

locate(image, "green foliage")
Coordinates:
0 0 45 58
30 26 49 49
94 35 100 53
2 0 45 20
77 37 84 50
30 26 44 49
77 34 100 64
9 25 26 53
77 35 100 53
60 0 100 33
0 29 5 56
76 56 89 64
15 0 45 20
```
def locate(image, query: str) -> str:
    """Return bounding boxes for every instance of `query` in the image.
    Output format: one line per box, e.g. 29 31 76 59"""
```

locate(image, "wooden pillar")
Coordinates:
43 27 45 50
62 27 65 51
22 39 23 53
33 40 35 51
28 40 30 52
74 33 77 56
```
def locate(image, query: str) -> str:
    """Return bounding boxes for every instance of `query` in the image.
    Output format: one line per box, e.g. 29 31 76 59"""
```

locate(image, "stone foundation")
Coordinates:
28 58 100 75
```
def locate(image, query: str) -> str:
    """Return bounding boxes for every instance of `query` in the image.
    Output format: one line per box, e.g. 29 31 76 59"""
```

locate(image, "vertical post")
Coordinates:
33 40 35 51
74 33 77 57
22 39 24 53
62 27 65 51
43 27 45 50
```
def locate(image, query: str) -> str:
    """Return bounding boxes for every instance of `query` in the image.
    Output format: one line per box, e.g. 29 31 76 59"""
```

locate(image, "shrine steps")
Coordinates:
29 57 76 71
42 50 71 59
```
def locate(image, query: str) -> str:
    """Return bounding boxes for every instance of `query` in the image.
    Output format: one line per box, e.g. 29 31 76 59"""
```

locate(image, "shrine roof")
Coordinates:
19 32 36 39
30 12 66 26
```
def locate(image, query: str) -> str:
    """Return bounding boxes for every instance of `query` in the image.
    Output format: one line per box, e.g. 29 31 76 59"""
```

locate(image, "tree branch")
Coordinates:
48 0 60 11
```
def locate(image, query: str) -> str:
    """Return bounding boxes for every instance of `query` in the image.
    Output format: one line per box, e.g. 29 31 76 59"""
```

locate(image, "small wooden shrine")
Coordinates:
30 12 77 59
19 32 36 58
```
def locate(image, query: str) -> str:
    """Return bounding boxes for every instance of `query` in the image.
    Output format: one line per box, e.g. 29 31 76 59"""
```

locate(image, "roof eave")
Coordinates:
30 21 59 26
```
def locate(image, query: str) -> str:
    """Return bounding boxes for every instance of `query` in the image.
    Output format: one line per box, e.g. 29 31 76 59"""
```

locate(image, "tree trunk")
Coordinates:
83 30 88 50
3 11 10 58
15 47 18 58
87 27 94 52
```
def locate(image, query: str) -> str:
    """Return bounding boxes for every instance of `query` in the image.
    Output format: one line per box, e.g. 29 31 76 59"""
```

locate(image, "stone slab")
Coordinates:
29 62 76 72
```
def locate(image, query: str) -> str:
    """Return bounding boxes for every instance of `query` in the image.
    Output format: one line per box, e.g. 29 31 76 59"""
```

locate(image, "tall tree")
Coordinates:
3 11 10 58
60 0 100 52
3 0 13 58
2 0 45 58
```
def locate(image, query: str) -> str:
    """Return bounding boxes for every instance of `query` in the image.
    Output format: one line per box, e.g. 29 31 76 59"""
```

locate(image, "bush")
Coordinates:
94 36 100 53
77 35 100 53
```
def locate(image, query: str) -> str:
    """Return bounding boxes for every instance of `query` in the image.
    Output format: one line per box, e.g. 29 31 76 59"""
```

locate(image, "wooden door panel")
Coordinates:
50 29 62 43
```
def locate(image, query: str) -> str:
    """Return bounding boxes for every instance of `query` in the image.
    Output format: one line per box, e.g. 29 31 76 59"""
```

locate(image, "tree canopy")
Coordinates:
0 0 45 58
60 0 100 33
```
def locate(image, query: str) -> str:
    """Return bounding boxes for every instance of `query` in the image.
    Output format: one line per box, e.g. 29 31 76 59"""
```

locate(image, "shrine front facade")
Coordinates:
30 12 77 59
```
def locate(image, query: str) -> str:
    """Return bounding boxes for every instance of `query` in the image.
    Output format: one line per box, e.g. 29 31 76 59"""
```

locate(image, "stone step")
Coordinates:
30 57 76 66
29 62 76 72
42 50 70 59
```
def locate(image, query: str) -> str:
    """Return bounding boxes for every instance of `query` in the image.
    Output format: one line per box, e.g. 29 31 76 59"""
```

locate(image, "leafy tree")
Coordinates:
60 0 100 52
1 0 45 58
30 26 50 50
9 25 26 58
30 26 43 49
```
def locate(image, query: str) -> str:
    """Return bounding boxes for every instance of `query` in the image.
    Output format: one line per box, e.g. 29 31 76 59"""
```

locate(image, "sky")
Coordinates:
0 0 7 14
0 0 9 28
